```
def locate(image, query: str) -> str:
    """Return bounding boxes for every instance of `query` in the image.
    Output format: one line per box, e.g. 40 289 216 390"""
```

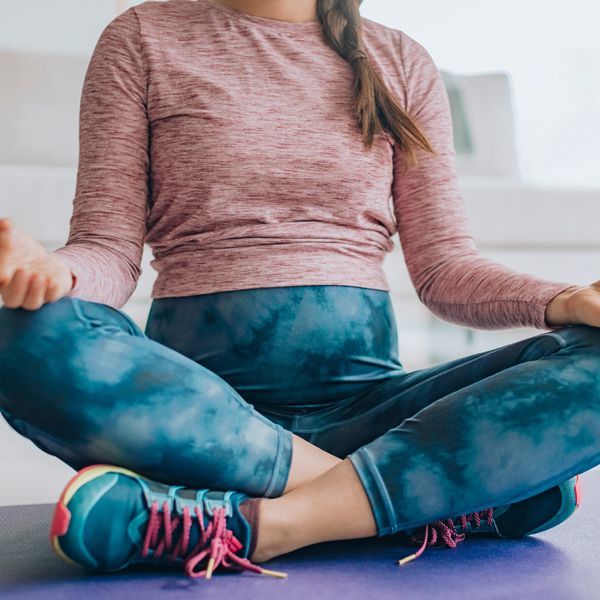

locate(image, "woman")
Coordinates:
1 0 600 581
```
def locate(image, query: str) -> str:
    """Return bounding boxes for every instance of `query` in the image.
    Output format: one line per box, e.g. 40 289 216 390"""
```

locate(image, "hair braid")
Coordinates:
317 0 436 166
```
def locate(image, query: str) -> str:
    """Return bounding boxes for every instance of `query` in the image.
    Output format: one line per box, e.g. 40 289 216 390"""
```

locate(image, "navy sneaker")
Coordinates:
399 475 581 565
50 464 287 580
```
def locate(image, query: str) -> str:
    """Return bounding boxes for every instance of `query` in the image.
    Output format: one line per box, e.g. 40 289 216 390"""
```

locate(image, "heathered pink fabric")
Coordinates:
53 0 573 330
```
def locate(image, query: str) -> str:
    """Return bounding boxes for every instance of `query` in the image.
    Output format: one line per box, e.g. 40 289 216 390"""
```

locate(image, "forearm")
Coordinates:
414 251 576 330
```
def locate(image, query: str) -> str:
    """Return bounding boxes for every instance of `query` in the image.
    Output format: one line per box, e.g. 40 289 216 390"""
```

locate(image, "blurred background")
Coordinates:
0 0 599 504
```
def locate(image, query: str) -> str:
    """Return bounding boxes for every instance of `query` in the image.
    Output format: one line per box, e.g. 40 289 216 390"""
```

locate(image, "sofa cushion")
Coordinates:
441 70 521 178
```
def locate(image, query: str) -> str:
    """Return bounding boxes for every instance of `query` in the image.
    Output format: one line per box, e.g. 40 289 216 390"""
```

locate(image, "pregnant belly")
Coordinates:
145 285 405 411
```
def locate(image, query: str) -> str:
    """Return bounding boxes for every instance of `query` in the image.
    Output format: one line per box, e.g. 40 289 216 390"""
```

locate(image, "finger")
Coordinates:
0 218 13 283
45 277 66 303
0 218 12 249
2 268 30 308
21 273 48 311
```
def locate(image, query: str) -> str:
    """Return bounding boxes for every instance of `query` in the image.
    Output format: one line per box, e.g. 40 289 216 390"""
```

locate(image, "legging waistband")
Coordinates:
144 285 405 411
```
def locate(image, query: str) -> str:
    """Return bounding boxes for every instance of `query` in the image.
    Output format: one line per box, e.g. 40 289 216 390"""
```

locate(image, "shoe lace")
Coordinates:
140 500 287 580
398 508 495 566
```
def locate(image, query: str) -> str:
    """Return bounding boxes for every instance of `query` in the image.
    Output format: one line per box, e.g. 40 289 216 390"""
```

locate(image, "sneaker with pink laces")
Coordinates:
398 476 581 565
50 464 286 580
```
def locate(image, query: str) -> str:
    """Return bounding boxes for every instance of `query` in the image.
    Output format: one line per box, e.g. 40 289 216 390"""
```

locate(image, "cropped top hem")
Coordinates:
149 247 391 298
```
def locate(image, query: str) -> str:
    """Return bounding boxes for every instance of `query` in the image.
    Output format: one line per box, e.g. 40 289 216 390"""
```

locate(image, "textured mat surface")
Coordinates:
1 468 599 599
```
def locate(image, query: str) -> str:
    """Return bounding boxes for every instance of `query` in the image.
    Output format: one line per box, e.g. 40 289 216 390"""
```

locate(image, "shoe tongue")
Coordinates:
231 498 255 558
202 491 253 558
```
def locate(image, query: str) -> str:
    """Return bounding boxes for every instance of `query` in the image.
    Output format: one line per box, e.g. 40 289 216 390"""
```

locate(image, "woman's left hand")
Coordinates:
545 281 600 328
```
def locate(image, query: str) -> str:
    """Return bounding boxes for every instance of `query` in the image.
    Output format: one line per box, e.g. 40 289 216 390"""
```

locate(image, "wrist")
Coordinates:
544 285 585 327
50 251 77 292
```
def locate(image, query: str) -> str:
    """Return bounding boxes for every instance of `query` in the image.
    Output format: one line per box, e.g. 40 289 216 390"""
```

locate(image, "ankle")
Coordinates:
245 498 296 563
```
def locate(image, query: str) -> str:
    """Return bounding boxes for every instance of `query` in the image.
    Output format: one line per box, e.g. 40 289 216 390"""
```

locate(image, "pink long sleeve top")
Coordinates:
54 0 573 330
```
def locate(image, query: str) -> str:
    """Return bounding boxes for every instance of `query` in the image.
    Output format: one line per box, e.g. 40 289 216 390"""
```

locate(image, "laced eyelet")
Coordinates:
399 508 495 566
139 500 287 579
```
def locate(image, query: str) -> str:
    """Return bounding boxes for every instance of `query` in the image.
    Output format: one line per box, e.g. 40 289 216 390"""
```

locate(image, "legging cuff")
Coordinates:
348 447 397 536
263 425 293 498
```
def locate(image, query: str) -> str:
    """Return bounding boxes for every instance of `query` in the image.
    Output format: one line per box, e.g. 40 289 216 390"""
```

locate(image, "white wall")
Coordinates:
363 0 600 189
0 0 117 55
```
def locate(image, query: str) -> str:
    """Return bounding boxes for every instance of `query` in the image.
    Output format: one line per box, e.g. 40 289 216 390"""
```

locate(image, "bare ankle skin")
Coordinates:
251 459 377 562
283 434 342 493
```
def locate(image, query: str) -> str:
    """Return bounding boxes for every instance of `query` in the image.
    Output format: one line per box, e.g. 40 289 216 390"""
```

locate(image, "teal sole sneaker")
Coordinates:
491 475 581 538
399 475 581 565
50 464 287 580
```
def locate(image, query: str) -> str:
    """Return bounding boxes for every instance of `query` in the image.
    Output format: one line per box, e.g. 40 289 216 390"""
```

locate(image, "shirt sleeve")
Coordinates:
391 32 575 330
53 7 149 309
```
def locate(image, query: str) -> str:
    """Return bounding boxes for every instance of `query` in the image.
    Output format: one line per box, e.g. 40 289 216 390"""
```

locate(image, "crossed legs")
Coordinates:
1 297 600 564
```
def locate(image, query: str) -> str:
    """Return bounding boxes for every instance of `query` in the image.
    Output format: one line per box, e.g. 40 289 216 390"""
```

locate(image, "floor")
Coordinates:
1 466 599 599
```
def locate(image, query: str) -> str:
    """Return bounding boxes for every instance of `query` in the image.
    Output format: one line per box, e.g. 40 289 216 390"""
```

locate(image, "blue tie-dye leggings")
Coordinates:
1 286 600 535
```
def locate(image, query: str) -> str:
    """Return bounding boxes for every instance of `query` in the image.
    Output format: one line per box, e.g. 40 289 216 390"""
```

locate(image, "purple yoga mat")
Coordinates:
2 468 599 599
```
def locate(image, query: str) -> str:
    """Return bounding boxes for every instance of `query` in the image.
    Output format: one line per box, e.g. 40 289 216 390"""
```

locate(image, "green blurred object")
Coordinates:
441 70 474 155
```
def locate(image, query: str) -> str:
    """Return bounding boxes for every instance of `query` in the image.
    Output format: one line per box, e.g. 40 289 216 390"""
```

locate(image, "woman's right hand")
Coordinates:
0 218 74 310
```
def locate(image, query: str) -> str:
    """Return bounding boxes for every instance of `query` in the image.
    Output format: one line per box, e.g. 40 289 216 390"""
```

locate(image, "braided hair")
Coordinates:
317 0 435 165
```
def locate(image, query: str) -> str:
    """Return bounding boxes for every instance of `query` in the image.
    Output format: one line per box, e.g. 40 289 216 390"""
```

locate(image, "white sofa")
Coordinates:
1 49 599 368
